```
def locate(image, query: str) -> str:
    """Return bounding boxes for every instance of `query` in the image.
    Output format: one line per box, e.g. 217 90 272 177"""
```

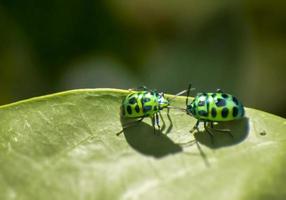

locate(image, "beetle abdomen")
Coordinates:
190 92 244 121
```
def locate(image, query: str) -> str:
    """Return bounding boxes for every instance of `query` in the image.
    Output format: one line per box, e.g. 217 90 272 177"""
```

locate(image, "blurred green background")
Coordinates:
0 0 285 117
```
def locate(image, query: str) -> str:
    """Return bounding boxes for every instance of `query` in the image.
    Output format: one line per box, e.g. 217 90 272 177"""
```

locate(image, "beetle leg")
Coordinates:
158 111 166 131
204 121 215 144
165 107 173 134
155 113 160 130
116 117 145 136
151 116 156 134
190 120 200 133
209 122 233 138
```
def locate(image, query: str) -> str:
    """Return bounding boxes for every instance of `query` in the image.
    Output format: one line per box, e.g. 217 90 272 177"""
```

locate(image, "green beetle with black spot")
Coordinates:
185 84 245 140
121 90 169 118
117 88 170 135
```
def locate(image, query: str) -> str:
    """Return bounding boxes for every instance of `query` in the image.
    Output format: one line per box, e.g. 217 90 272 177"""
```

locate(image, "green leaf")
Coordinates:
0 89 285 200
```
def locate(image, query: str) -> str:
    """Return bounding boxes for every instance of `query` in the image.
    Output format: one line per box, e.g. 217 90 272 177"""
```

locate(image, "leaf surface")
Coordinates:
0 89 285 200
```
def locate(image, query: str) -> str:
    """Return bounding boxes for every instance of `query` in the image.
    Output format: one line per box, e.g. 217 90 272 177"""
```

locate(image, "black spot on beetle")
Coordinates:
211 108 217 118
154 106 158 111
128 97 137 104
135 105 140 113
127 105 132 115
198 110 208 117
232 106 238 117
221 107 229 118
143 105 152 113
222 93 228 99
232 96 239 105
143 98 151 103
215 98 226 107
198 100 205 106
211 93 216 98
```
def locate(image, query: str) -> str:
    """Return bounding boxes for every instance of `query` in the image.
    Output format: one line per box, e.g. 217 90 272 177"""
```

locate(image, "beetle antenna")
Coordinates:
167 106 187 112
186 83 192 106
168 87 195 102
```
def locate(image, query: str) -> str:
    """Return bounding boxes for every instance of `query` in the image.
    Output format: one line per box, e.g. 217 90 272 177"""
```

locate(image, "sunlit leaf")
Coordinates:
0 89 285 200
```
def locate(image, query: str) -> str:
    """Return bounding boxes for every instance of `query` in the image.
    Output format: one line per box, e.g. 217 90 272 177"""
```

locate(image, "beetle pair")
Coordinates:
117 84 245 141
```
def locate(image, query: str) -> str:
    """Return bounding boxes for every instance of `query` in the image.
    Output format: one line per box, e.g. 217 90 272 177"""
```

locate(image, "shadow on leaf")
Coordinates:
122 122 182 158
194 117 250 149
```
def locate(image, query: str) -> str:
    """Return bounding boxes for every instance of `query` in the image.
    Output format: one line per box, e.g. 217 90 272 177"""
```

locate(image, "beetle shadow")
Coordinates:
159 111 173 135
119 118 182 158
194 117 250 149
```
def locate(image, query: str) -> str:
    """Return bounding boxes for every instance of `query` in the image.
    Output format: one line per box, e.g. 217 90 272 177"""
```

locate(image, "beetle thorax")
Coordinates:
158 95 169 110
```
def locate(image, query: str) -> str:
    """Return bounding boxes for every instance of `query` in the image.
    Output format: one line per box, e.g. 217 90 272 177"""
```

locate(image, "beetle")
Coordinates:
117 86 188 135
185 84 245 141
117 87 171 135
